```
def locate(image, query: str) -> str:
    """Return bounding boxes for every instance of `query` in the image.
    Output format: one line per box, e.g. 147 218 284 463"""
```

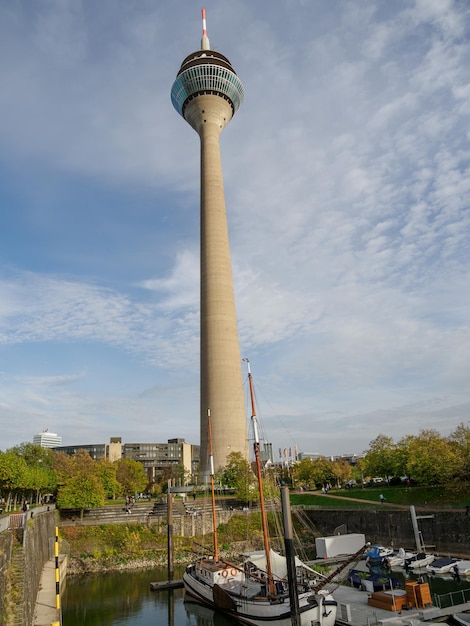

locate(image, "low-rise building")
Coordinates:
123 438 199 484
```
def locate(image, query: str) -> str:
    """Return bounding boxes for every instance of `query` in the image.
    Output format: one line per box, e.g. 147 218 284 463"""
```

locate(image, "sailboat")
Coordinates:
183 361 338 626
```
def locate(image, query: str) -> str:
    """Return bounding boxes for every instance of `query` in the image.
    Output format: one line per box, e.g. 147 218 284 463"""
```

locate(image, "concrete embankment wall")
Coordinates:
306 508 470 556
0 510 57 626
0 531 13 624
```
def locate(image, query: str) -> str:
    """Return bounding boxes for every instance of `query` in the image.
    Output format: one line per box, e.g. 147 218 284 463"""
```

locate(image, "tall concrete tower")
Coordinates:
171 10 248 476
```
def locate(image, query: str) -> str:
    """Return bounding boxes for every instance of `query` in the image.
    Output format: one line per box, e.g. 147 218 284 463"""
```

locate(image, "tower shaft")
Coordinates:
188 97 248 474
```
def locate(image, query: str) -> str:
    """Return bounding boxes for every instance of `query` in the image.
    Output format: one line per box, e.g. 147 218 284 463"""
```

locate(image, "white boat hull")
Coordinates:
406 553 435 569
183 565 337 626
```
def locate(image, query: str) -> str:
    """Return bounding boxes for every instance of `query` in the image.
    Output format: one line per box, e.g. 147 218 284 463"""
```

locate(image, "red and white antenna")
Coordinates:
201 8 210 50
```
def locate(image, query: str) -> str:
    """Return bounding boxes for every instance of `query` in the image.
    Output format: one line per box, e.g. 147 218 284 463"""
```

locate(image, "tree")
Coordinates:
56 449 105 519
96 459 120 499
293 458 317 489
116 459 147 496
53 451 72 487
160 463 190 488
5 443 57 504
219 451 258 503
405 430 458 485
56 476 105 519
449 423 470 482
0 451 28 510
363 435 397 479
8 443 55 469
331 458 352 487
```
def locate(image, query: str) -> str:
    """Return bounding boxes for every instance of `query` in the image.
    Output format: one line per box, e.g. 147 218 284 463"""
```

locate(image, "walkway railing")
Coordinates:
0 505 56 533
434 587 470 609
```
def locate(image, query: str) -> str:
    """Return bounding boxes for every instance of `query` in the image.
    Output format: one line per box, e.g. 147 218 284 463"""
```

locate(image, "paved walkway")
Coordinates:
33 558 61 626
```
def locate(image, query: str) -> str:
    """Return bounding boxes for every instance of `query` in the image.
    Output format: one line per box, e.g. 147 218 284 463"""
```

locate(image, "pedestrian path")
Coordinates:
33 558 61 626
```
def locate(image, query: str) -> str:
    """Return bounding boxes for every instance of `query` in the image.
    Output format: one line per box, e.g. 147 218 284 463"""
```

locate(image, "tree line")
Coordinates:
292 424 470 490
1 423 469 513
0 443 154 514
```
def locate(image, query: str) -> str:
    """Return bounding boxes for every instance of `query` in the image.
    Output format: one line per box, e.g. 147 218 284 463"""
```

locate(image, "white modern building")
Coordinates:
33 430 62 448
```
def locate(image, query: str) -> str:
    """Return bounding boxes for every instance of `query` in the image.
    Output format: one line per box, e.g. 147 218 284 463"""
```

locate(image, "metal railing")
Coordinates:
433 587 470 609
0 505 56 533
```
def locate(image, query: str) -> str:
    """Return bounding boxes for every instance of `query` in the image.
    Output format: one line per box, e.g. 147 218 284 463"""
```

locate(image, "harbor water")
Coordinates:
62 566 233 626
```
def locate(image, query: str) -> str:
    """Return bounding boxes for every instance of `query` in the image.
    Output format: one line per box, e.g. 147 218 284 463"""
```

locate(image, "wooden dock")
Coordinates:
150 579 184 591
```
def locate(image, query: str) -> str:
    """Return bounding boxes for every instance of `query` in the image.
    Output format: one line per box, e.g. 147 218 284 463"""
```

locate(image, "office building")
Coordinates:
33 430 62 448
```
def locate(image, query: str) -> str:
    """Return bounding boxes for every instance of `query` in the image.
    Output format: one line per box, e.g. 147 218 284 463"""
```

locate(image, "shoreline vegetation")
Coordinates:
62 512 267 575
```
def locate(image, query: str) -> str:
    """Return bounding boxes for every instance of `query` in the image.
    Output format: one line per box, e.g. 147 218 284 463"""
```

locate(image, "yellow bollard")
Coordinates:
54 527 60 610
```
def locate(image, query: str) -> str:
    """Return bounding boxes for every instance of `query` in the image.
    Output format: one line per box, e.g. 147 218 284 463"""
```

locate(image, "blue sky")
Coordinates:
0 1 469 459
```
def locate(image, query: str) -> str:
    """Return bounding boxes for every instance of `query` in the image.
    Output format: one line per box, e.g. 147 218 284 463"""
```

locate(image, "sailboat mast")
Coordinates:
244 359 275 596
207 409 219 561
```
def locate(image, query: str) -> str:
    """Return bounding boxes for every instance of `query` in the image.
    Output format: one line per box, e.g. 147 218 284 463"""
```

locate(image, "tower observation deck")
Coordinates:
171 10 248 477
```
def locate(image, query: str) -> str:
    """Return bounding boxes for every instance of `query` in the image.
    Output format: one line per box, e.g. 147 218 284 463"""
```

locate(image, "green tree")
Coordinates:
293 458 317 489
0 451 28 510
96 458 120 499
405 430 458 485
56 449 105 518
331 458 352 487
219 451 258 503
52 451 72 488
363 434 396 479
449 423 470 482
160 463 190 488
8 443 54 469
5 443 57 504
56 475 105 519
116 459 147 496
310 457 336 488
393 437 411 479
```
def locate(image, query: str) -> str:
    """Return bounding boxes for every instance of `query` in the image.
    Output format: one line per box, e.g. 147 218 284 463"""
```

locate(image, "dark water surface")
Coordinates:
62 566 233 626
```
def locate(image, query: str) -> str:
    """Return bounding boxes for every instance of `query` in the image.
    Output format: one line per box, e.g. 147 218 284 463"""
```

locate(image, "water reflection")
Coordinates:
62 568 233 626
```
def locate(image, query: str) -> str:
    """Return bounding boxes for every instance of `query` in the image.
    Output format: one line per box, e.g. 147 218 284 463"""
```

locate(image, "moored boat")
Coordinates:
365 545 394 564
348 568 401 592
183 360 339 626
385 547 415 568
454 612 470 626
404 552 435 570
453 560 470 576
425 556 461 575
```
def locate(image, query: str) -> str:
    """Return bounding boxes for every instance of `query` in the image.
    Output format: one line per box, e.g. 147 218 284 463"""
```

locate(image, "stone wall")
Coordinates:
0 510 57 626
0 532 13 625
305 508 470 556
148 509 234 536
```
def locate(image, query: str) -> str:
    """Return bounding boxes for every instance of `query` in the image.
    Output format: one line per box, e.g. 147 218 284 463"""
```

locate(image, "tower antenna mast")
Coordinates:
201 8 210 50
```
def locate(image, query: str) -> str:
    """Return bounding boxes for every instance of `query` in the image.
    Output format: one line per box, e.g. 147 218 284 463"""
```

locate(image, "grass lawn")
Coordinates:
290 493 379 509
291 483 470 509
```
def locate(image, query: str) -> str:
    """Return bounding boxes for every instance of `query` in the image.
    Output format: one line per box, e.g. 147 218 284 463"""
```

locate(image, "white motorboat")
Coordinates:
426 556 461 575
385 547 415 568
453 560 470 576
454 612 470 626
404 552 435 570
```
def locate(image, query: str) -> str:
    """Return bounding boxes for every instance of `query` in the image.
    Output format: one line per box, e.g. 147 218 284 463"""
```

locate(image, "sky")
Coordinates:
0 0 469 460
